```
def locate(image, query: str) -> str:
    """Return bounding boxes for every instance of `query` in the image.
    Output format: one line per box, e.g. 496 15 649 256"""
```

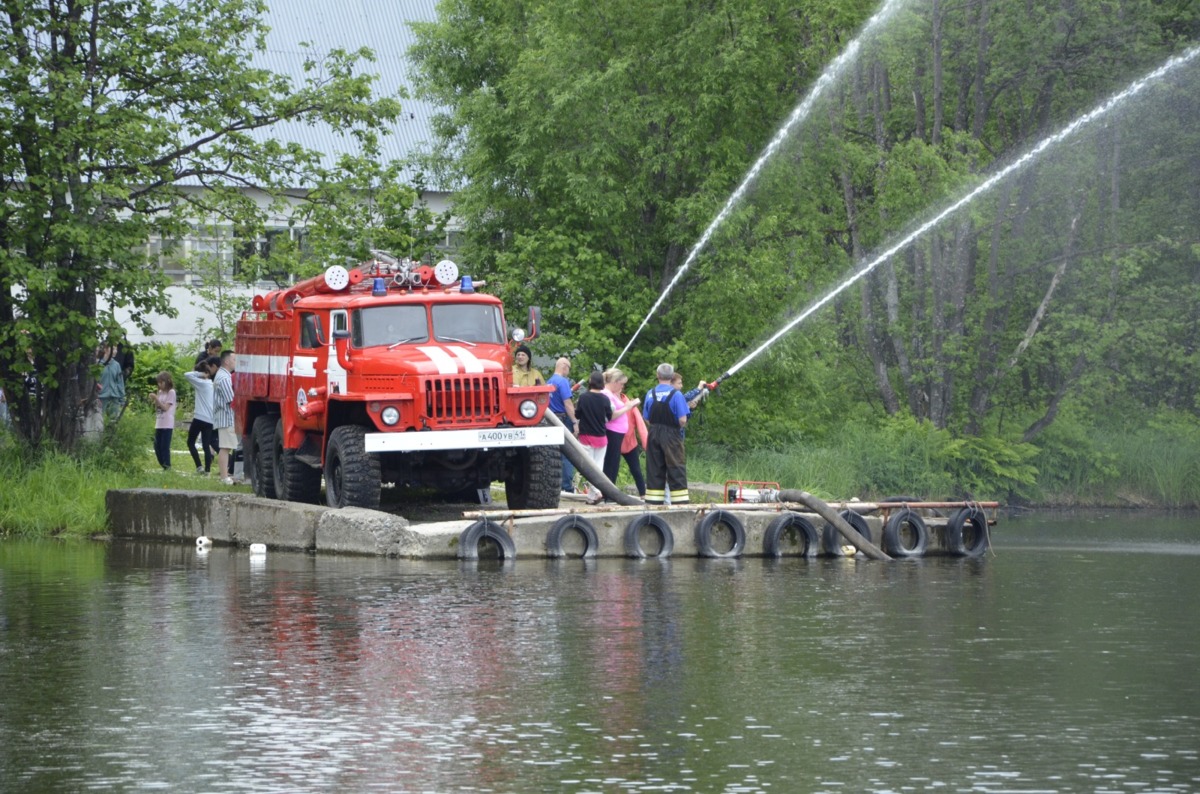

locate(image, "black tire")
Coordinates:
882 508 929 558
458 519 517 560
273 419 322 504
324 425 381 509
545 515 600 558
624 515 674 559
821 510 872 556
250 416 277 499
763 512 819 557
505 445 562 510
694 510 746 558
947 507 989 558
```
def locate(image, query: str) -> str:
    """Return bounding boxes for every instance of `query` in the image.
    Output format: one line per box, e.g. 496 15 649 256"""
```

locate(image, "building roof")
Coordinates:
253 0 446 189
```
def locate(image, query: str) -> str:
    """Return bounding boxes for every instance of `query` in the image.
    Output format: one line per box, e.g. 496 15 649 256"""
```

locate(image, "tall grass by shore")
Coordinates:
686 416 1200 509
0 411 241 538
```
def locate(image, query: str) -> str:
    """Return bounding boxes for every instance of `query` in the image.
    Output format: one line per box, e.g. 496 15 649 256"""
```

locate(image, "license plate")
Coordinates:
477 428 526 445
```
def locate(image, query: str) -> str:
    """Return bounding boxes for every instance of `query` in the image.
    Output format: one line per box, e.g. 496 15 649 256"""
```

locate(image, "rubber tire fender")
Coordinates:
624 514 674 559
324 425 381 509
763 512 819 557
882 508 929 558
545 515 600 558
458 519 517 560
947 507 989 558
250 415 278 499
821 510 872 556
694 510 746 558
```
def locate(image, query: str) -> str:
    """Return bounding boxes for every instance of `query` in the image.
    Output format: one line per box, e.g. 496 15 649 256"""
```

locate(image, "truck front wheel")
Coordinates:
324 425 381 509
504 445 561 510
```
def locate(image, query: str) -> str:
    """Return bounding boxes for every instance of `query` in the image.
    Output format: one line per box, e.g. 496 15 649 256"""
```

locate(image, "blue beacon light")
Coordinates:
372 277 387 297
460 276 474 293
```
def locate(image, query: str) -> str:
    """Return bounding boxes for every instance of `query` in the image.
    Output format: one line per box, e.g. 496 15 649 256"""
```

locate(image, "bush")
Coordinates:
1025 411 1119 505
129 341 200 416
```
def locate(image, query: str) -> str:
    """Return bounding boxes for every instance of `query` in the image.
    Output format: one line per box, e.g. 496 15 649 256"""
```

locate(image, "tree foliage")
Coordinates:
0 0 404 450
411 0 1199 469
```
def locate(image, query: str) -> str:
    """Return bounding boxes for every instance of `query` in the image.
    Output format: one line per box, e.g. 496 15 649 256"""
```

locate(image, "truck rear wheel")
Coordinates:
504 445 561 510
325 425 381 509
273 419 322 504
250 416 277 499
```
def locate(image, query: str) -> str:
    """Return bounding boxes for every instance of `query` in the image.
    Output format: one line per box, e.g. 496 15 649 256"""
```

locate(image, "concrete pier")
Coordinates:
106 489 990 559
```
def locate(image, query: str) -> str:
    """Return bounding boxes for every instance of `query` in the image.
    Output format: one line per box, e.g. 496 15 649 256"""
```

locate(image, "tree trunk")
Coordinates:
829 91 899 415
931 0 944 146
966 179 1016 434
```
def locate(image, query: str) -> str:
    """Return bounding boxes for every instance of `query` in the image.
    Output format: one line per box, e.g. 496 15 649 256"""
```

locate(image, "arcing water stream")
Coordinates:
720 44 1200 379
612 0 910 368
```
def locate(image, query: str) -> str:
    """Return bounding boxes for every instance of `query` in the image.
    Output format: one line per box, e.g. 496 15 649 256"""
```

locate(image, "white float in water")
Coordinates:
196 536 212 548
249 543 267 554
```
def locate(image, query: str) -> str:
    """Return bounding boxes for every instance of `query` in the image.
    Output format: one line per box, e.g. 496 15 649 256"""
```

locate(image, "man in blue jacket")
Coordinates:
642 363 690 505
547 357 578 494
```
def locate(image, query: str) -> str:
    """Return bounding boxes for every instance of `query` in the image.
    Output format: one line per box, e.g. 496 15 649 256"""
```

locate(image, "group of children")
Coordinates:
140 339 230 478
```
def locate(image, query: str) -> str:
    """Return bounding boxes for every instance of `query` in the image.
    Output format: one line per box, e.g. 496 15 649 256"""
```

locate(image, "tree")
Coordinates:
410 0 878 378
409 0 1198 453
0 0 402 451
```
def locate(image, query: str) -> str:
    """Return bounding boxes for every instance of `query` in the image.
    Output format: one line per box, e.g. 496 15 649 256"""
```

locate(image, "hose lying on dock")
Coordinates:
543 415 891 559
543 412 642 507
774 489 892 561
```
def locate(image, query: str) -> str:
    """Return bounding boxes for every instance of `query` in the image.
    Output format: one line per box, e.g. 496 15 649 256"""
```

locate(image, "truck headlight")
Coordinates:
519 400 537 419
381 406 400 426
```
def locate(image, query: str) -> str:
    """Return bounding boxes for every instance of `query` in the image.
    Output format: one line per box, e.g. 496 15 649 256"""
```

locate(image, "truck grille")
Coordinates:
425 376 501 424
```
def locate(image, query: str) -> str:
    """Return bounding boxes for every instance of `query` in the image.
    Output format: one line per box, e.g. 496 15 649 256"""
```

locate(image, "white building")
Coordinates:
113 0 455 345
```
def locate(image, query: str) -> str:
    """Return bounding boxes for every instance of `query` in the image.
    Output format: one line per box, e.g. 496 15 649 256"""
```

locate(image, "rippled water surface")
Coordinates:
1 511 1198 792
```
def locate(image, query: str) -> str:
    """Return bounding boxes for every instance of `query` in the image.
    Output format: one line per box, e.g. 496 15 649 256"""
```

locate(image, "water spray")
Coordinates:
613 0 910 369
714 44 1200 381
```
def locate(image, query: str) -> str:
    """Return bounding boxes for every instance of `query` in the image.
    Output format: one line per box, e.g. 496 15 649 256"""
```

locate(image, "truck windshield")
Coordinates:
352 306 429 348
431 304 505 345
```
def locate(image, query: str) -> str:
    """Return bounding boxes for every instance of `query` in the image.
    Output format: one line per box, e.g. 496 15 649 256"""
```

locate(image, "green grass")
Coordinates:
0 410 247 538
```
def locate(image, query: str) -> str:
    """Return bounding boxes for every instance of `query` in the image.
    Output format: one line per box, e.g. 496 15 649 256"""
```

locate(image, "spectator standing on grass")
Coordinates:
195 338 222 366
152 371 177 470
642 363 690 506
184 357 219 474
547 357 578 493
211 350 237 484
97 344 126 420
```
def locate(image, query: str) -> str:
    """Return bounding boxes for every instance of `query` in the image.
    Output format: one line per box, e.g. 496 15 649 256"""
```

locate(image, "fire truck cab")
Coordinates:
233 256 563 510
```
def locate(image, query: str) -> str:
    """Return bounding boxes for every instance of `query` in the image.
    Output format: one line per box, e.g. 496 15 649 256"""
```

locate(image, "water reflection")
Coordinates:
1 512 1198 791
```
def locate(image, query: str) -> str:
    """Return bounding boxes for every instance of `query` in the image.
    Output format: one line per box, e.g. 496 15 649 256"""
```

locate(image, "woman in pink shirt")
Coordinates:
152 371 177 470
602 369 643 498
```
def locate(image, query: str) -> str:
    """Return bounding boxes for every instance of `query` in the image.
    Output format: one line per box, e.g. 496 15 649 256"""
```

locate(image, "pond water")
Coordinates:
1 511 1198 792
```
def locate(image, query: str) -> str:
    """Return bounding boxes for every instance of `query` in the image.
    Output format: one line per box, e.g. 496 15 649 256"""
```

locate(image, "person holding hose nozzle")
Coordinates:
642 363 690 505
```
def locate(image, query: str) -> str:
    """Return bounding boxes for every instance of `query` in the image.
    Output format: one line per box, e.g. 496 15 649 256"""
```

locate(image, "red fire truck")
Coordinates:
233 255 563 510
